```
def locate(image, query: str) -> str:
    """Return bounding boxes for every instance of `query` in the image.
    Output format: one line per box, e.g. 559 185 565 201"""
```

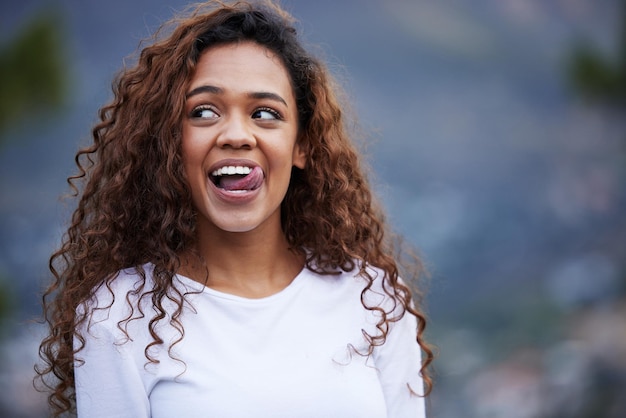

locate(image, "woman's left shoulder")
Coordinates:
333 262 403 310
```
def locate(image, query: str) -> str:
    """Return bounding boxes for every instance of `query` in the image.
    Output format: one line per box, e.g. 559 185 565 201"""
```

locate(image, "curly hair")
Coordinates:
35 1 434 415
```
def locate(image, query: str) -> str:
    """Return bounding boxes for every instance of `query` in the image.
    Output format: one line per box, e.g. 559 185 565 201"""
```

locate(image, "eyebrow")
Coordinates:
185 85 288 107
186 85 223 98
247 91 288 107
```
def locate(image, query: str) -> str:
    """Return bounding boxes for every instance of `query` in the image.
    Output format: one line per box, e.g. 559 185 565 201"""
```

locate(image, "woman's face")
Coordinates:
181 42 305 236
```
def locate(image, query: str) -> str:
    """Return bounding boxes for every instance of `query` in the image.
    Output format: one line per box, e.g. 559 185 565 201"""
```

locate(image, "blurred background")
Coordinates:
1 0 625 417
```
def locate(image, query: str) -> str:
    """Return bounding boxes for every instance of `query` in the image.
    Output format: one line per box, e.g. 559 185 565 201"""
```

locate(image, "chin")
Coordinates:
210 216 267 234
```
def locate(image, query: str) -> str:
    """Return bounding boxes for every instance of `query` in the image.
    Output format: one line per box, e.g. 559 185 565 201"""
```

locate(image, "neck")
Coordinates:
180 218 304 298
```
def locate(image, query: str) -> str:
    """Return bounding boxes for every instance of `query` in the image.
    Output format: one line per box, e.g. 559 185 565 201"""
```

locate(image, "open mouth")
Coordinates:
210 165 264 192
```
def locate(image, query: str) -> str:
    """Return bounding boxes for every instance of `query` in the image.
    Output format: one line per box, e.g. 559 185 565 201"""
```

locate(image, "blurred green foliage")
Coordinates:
568 1 626 105
0 276 13 334
0 11 67 142
0 10 67 330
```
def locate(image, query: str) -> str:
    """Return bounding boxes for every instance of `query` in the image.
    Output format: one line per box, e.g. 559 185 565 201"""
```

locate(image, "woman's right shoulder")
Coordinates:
78 264 155 324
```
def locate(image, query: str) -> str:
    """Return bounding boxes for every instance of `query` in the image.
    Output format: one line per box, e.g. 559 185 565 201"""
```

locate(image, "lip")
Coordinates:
207 158 265 204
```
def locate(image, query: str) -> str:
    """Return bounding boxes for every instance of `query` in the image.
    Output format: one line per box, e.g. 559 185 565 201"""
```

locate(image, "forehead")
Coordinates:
188 42 294 100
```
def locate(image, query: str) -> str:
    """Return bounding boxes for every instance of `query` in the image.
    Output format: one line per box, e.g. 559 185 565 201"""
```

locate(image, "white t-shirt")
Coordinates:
74 263 426 417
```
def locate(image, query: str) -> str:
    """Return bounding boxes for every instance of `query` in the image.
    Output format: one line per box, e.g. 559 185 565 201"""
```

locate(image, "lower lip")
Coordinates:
208 178 262 204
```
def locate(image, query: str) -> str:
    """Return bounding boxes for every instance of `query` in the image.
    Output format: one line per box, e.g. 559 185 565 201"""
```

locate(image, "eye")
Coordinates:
190 105 219 120
252 107 282 121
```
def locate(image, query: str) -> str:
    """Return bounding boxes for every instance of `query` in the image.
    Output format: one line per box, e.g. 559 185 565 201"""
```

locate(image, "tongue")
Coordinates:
219 166 264 191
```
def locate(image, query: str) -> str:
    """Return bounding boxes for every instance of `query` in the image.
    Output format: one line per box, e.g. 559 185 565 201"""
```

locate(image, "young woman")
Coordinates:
37 1 434 417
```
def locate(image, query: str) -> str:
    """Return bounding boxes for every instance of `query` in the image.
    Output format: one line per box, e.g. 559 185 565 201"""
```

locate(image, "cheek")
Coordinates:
181 130 205 167
181 146 194 176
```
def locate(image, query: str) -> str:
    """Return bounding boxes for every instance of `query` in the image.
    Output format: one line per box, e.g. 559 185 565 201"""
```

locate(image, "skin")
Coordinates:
179 41 306 298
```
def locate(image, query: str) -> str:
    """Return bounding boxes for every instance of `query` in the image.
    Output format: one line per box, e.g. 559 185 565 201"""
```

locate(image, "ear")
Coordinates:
292 142 306 169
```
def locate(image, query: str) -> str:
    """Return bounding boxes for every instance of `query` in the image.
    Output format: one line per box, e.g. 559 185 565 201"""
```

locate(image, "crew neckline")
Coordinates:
173 265 309 304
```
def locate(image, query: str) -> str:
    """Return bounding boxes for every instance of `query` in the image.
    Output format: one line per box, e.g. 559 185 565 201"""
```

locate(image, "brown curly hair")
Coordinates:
35 1 434 415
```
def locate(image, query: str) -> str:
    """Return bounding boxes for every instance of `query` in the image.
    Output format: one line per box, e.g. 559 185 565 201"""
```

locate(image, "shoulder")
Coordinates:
301 260 381 291
78 265 155 327
342 262 401 312
304 261 401 314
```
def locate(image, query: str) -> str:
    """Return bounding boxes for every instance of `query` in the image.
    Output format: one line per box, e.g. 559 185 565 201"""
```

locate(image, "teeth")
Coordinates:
211 166 252 177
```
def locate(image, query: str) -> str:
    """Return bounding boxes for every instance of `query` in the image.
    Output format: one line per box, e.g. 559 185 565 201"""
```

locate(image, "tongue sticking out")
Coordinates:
218 166 264 191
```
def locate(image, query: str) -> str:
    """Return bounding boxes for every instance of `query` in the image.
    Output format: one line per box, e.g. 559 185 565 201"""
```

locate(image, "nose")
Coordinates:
216 113 256 149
